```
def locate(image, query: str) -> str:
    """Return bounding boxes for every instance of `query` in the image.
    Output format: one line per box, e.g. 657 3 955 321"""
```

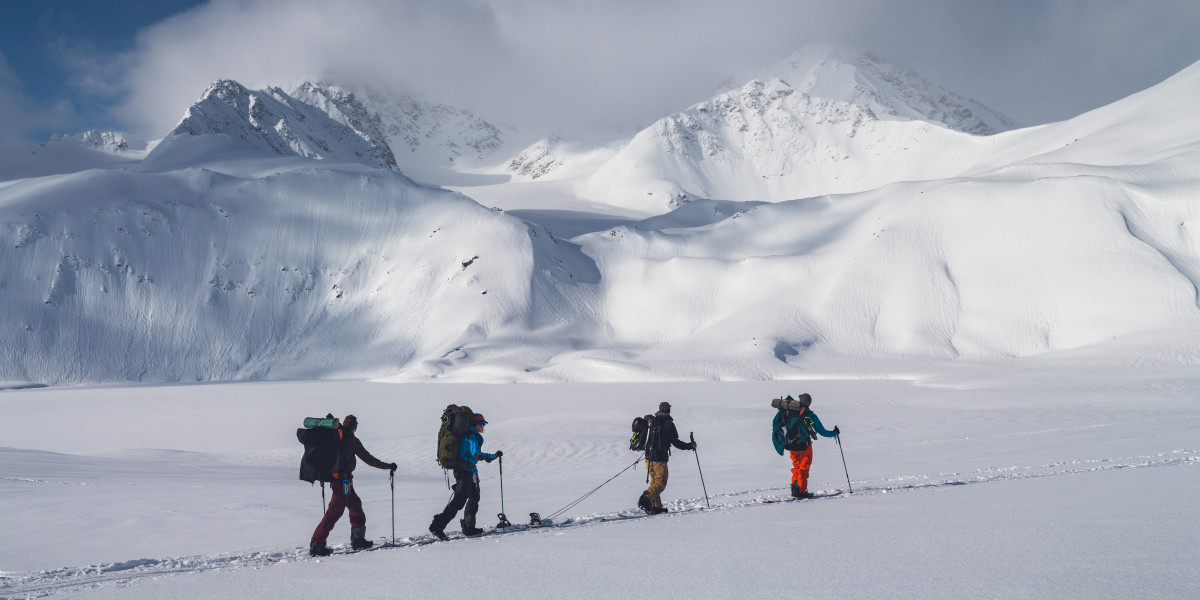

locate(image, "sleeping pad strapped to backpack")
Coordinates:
771 395 817 455
298 413 342 483
437 405 475 469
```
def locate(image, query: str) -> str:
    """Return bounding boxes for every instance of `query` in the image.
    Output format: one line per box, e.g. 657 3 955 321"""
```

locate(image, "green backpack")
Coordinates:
437 405 475 469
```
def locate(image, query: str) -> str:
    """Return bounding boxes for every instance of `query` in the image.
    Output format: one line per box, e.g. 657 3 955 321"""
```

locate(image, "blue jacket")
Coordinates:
458 428 497 473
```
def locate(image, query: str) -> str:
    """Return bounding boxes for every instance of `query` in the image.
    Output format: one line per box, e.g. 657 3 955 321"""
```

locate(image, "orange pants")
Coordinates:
789 447 813 493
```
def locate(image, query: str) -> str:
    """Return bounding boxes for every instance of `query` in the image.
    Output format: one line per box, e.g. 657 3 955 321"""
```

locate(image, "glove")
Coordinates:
388 463 398 472
691 441 697 450
833 426 840 436
495 450 503 457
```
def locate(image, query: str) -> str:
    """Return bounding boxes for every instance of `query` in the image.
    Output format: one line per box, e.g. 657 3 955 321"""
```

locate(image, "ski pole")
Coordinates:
389 470 395 546
835 433 853 493
690 432 710 508
497 454 512 528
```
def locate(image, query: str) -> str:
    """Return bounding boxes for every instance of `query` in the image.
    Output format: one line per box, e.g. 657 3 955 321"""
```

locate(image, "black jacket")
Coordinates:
339 430 390 480
644 412 692 462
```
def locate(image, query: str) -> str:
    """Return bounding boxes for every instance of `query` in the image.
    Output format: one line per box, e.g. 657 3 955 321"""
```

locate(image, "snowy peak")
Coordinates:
753 43 1016 134
289 81 506 168
144 79 398 170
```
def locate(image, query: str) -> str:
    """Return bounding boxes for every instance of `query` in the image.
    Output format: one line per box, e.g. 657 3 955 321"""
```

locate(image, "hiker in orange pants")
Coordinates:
772 393 839 499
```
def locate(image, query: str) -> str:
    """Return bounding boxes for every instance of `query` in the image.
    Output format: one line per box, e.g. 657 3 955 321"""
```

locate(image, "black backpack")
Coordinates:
298 413 343 483
437 405 475 469
629 414 660 452
771 396 816 454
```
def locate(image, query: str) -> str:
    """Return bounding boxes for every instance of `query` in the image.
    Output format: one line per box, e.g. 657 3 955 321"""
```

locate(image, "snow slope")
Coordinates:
1 371 1197 599
0 162 600 384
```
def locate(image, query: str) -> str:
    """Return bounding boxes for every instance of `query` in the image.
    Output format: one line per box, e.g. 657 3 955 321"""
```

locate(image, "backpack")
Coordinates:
298 413 343 483
629 415 654 451
771 396 816 455
437 405 475 469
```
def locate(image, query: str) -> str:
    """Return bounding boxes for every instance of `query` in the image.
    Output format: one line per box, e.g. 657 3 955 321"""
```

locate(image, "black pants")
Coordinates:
433 469 480 528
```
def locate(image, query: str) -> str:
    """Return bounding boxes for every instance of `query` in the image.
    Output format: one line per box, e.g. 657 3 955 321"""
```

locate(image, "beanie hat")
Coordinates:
473 413 488 426
659 401 671 412
343 414 358 429
797 393 812 408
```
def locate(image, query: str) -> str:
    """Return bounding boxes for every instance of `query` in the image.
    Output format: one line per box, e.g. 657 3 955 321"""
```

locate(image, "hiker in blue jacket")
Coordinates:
429 413 500 539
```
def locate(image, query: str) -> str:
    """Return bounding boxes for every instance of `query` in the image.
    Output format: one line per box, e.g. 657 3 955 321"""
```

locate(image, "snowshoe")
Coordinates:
351 537 374 550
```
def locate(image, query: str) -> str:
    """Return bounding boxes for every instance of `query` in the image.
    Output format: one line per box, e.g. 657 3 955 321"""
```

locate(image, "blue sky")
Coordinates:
0 0 205 142
2 0 1200 144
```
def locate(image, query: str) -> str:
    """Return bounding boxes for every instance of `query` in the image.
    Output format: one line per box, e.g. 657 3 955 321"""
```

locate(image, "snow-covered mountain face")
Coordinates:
752 44 1016 135
288 82 507 169
142 80 399 171
579 77 993 211
50 130 149 153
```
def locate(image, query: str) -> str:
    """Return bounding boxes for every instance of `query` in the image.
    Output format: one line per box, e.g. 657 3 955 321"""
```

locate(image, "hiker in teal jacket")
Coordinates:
772 394 839 499
429 413 500 539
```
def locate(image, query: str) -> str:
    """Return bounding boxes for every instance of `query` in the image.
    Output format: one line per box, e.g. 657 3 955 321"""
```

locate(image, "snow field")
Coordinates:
2 369 1197 598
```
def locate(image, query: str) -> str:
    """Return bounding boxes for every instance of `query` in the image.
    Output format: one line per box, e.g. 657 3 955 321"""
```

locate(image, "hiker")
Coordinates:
310 414 397 556
429 413 501 539
638 402 695 514
772 394 839 499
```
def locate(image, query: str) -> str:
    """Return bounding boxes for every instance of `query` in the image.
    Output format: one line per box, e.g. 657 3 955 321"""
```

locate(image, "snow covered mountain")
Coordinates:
141 80 398 171
579 77 994 211
747 43 1016 135
1 57 1198 385
287 82 507 168
0 131 148 182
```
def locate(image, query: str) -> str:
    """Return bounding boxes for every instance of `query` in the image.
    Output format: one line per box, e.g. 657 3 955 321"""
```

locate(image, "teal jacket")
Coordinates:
772 408 837 455
458 428 497 473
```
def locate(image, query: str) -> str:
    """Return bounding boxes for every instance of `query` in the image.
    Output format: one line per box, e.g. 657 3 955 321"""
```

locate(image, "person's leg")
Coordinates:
461 472 482 534
347 483 368 543
646 461 668 509
793 447 813 494
431 469 472 532
312 483 348 547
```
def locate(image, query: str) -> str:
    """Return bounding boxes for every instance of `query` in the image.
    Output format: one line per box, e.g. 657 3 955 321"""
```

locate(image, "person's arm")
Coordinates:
806 412 838 438
668 423 693 451
354 439 393 470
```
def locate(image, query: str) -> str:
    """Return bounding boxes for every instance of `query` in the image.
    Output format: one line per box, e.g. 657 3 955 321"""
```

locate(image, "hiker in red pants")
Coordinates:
310 415 396 556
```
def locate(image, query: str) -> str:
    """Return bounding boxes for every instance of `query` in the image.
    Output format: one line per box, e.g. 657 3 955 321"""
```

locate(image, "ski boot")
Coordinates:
637 491 653 514
350 527 373 550
428 515 449 540
650 506 669 515
461 515 484 537
309 542 332 557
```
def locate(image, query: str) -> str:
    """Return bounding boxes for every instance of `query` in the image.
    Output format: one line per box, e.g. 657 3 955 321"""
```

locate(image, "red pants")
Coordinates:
311 480 365 546
789 447 813 493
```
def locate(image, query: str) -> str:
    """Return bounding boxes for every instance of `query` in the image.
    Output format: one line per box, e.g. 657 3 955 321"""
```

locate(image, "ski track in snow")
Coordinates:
2 449 1195 599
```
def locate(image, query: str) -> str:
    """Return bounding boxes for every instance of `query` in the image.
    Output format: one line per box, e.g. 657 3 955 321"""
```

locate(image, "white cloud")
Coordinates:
111 0 1200 139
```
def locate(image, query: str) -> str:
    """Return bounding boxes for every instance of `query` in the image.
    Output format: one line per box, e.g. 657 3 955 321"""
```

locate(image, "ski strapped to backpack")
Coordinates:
437 405 475 470
771 395 817 455
298 413 343 483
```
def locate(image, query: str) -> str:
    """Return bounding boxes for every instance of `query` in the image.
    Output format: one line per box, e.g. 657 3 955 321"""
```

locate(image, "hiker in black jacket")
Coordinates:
638 402 695 514
310 415 396 556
